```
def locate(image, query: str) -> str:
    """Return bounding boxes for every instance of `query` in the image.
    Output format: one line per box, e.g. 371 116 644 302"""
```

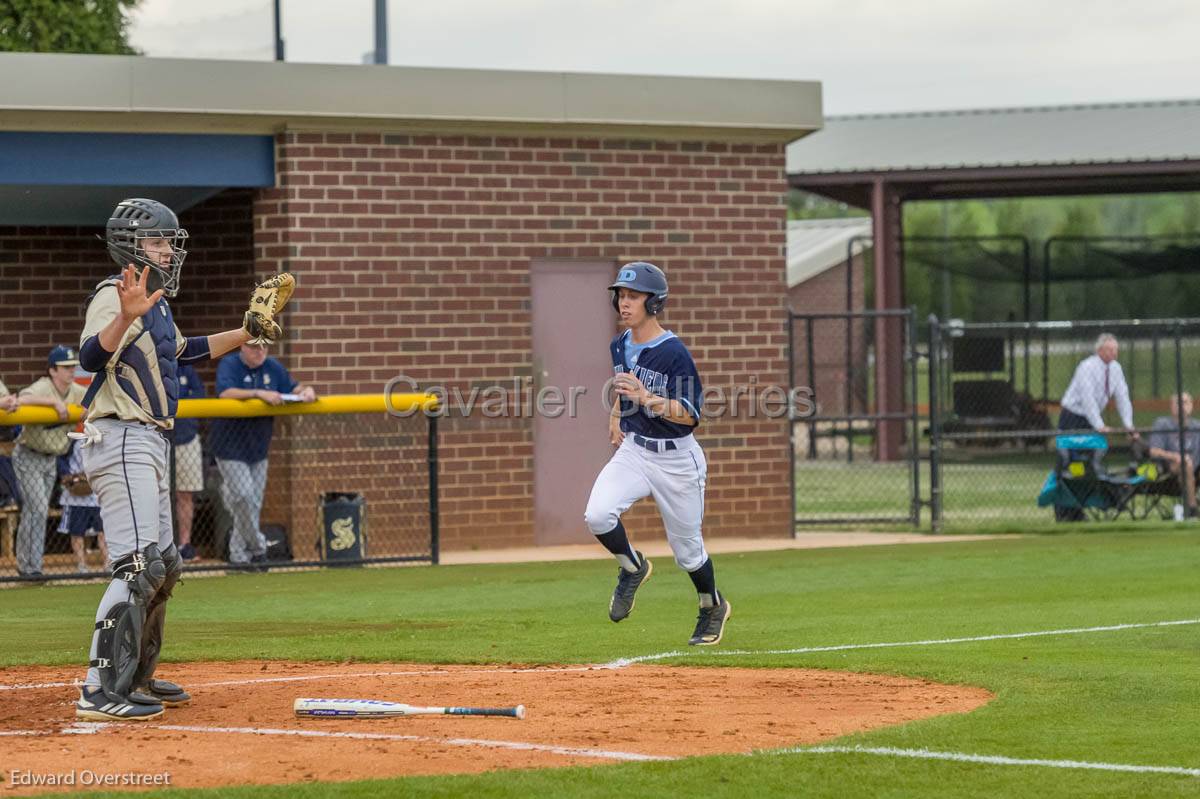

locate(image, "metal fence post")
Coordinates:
787 311 797 537
1174 322 1187 515
908 308 921 527
806 316 818 461
428 414 440 565
927 314 943 533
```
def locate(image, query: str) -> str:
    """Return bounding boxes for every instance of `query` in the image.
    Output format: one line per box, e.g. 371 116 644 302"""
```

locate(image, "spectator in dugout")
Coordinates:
1147 392 1200 517
0 376 16 414
13 346 87 578
0 377 19 511
173 363 206 561
209 342 316 569
58 439 108 573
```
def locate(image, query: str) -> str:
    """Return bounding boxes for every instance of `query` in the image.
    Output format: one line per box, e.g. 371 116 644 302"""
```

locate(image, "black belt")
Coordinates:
632 434 678 453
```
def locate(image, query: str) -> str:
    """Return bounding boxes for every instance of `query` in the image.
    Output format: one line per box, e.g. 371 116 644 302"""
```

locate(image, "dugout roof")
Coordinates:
787 99 1200 204
0 52 823 225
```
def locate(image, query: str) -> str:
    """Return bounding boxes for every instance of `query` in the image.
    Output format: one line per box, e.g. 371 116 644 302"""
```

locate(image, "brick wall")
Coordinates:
2 135 794 553
254 132 792 550
0 191 254 391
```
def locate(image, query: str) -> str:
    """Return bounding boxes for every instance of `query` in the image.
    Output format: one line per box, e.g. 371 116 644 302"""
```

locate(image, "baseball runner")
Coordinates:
583 262 731 646
73 198 294 721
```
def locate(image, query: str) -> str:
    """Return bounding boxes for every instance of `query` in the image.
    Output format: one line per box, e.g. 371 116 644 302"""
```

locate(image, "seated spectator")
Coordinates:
1147 392 1200 516
58 439 108 573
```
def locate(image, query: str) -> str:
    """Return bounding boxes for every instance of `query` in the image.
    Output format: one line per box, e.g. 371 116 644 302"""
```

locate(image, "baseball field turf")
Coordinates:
1 529 1197 798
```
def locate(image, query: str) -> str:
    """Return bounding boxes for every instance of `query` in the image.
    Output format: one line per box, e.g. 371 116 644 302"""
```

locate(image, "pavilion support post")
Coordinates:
872 179 905 461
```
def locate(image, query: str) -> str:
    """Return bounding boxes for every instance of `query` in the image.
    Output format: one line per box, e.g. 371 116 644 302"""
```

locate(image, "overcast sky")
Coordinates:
128 0 1200 115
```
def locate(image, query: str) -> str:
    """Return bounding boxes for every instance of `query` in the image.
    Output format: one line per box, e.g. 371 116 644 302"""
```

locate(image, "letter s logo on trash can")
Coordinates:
330 516 357 550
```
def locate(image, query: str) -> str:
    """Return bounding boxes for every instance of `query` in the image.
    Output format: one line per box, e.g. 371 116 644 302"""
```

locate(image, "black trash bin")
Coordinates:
319 492 367 563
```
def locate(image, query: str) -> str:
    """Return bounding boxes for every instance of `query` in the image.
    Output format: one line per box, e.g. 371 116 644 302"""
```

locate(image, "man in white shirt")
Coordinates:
1058 333 1138 439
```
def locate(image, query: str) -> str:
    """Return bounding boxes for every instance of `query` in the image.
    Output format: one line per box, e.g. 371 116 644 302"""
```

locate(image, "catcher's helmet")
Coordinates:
105 198 188 298
609 261 668 315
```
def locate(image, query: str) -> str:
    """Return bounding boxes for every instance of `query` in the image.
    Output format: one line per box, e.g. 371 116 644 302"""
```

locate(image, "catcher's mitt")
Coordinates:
243 272 296 345
63 473 92 497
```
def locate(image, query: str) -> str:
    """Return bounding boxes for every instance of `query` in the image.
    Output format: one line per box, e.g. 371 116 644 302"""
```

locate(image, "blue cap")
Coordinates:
48 345 79 367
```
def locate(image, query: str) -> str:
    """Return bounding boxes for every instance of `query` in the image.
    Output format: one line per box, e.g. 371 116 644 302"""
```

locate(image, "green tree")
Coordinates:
0 0 142 55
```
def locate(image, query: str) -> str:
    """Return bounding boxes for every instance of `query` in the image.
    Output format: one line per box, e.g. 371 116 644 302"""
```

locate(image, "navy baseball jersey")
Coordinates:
610 329 702 438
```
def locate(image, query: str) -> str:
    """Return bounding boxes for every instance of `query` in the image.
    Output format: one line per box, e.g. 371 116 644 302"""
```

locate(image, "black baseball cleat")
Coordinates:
136 678 192 707
688 598 731 646
75 686 164 721
609 552 652 622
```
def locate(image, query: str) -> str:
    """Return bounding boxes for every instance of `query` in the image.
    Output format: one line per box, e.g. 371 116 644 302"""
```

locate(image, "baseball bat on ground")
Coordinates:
294 698 526 719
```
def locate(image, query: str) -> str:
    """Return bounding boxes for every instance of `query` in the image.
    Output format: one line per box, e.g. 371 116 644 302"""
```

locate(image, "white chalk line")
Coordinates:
2 618 1196 693
44 721 669 763
601 618 1200 668
781 745 1200 778
0 665 597 693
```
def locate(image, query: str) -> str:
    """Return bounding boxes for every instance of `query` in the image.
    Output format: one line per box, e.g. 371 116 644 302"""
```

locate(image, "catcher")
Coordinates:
73 198 294 721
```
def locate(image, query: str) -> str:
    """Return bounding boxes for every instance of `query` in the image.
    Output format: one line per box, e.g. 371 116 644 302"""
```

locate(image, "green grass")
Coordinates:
3 532 1199 797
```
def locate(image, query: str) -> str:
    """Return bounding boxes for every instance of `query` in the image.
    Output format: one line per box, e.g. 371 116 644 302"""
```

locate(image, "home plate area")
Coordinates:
0 661 991 793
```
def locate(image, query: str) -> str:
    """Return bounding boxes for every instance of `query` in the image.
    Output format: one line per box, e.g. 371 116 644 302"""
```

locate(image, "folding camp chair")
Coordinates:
1036 433 1145 521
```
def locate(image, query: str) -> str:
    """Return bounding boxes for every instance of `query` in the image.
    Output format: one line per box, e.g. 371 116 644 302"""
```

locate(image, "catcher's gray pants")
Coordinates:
81 419 174 688
217 458 268 563
12 444 56 574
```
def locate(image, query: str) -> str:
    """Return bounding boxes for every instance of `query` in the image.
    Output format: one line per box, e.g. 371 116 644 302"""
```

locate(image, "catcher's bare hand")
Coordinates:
117 265 164 321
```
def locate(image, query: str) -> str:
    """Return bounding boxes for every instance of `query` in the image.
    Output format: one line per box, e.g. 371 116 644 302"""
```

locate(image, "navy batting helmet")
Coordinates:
105 198 189 298
609 261 668 315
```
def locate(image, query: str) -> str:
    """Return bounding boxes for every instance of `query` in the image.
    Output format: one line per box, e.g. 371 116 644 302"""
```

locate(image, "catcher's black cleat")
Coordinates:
688 598 731 646
609 552 652 622
75 686 163 721
136 678 191 707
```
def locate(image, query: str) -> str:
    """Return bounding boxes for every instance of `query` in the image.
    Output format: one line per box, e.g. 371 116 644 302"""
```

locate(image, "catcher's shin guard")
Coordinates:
132 545 191 706
91 601 143 704
93 545 167 703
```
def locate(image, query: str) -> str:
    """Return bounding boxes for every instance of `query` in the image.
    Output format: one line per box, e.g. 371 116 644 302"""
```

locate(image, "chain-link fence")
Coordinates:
0 396 437 582
790 309 922 527
927 317 1200 531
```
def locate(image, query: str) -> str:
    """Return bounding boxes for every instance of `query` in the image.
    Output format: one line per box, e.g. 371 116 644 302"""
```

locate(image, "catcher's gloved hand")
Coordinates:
243 272 296 345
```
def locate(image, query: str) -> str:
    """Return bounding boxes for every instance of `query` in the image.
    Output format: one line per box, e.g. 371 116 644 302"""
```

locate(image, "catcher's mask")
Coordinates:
104 199 189 298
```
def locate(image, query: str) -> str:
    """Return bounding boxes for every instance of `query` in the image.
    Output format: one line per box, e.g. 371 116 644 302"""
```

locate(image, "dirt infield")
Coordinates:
0 661 992 794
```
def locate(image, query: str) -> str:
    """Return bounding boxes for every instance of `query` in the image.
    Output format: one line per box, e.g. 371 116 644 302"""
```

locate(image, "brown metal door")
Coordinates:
531 259 617 545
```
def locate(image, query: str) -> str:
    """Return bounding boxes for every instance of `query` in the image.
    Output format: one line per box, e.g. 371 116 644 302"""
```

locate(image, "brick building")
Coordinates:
0 53 822 553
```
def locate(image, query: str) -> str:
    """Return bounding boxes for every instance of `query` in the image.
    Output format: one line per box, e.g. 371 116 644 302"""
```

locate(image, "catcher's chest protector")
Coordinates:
87 278 181 420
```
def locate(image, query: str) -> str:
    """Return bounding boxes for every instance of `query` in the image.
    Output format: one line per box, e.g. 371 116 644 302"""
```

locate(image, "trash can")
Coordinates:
319 492 367 562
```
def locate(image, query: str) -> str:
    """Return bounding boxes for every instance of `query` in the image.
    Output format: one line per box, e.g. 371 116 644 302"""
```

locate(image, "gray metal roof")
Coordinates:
787 218 870 287
787 99 1200 175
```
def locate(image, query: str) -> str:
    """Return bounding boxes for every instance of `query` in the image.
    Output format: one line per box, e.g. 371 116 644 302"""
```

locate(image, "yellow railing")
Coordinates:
0 393 438 426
